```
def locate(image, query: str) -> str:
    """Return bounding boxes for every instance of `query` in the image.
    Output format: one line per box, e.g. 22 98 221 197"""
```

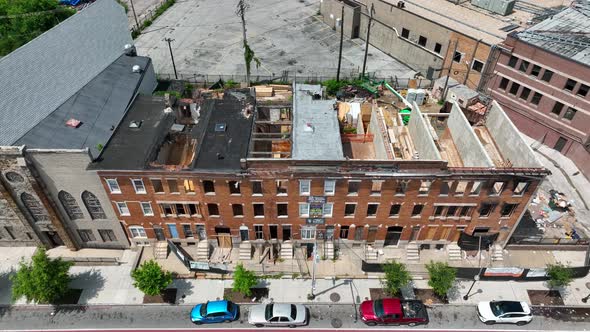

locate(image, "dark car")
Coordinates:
360 298 428 326
190 300 239 324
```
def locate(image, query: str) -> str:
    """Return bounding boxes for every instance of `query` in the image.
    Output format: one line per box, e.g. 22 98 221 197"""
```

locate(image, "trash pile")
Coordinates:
529 189 582 239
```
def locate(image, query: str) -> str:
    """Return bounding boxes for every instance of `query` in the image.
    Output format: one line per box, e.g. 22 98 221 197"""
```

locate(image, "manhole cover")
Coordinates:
330 292 341 302
331 318 343 328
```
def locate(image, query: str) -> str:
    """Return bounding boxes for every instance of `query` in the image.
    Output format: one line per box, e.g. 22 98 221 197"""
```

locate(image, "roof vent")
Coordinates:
124 44 137 56
129 120 143 128
132 65 142 73
304 122 314 132
215 123 227 132
171 124 185 132
65 118 81 128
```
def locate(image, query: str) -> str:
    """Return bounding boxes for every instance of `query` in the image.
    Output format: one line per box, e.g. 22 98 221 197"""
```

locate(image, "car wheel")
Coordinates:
289 324 297 328
255 324 264 328
366 322 377 326
193 321 202 325
225 320 232 323
408 322 417 327
484 320 496 325
516 321 529 326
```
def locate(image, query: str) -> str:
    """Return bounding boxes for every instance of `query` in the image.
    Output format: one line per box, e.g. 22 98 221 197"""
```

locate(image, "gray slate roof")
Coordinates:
292 84 344 161
0 0 133 145
517 5 590 66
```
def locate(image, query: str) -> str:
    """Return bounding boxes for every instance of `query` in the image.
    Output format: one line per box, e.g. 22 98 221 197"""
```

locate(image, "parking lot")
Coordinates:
134 0 416 79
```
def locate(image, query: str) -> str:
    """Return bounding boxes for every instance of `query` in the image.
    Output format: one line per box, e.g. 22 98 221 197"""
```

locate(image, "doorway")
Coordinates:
43 231 64 247
269 225 278 240
167 224 179 238
196 224 206 240
325 226 335 240
304 243 315 259
554 136 567 152
282 225 291 241
384 226 403 246
367 226 378 243
215 226 232 248
354 226 363 241
409 226 421 242
240 226 249 241
154 227 166 241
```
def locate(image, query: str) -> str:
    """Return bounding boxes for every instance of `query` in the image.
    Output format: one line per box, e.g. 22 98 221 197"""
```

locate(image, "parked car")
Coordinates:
360 298 429 326
477 301 532 325
248 303 308 327
190 300 239 324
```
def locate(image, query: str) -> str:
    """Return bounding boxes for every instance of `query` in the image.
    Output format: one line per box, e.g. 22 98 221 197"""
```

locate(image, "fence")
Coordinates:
155 72 433 90
129 0 170 33
507 235 589 246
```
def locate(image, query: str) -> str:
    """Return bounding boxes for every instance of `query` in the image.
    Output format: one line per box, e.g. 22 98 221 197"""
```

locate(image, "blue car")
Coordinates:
190 300 239 324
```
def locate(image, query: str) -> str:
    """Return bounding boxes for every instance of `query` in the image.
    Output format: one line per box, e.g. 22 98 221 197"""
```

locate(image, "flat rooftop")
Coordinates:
16 54 152 159
379 0 570 45
516 5 590 66
292 84 344 161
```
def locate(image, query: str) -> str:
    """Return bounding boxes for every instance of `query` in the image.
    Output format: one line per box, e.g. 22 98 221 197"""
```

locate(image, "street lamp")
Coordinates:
463 234 483 301
463 275 480 300
581 282 590 303
308 241 320 300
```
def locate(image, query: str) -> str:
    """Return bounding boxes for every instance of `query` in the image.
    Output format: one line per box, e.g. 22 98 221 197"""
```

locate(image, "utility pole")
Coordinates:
463 39 482 86
336 5 345 82
129 0 140 31
308 239 320 300
361 3 374 79
164 38 178 79
442 40 459 101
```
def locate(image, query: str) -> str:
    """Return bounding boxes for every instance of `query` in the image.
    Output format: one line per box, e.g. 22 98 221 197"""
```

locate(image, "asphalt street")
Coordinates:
0 304 587 331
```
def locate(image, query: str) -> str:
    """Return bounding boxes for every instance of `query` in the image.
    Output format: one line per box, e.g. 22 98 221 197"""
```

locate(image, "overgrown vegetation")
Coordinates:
131 0 175 39
131 260 173 296
426 261 457 298
115 0 128 13
382 260 411 296
11 247 73 304
232 263 258 297
0 0 76 56
224 79 239 89
546 263 573 289
321 78 364 95
154 90 182 99
236 0 260 86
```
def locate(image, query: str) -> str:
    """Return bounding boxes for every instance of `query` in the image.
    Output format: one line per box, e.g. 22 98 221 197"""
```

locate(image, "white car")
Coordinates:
248 303 308 328
477 301 533 325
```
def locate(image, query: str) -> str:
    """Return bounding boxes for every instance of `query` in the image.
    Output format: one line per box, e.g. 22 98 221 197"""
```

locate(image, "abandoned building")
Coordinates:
91 82 548 262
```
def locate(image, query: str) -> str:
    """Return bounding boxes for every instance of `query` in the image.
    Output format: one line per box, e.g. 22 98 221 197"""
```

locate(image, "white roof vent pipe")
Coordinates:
132 65 142 73
124 44 137 56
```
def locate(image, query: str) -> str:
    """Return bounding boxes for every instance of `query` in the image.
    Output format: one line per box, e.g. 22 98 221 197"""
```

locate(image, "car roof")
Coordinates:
494 301 525 313
381 298 403 315
272 303 293 317
207 300 229 314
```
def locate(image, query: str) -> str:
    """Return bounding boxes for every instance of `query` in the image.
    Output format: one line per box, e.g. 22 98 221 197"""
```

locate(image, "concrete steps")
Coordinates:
491 245 504 261
447 244 462 261
366 247 378 261
239 241 252 260
196 240 209 261
324 241 335 260
406 244 420 261
280 241 293 260
154 241 168 259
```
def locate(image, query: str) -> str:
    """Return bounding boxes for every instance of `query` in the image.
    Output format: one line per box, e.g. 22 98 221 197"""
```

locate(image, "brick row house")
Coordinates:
92 84 547 258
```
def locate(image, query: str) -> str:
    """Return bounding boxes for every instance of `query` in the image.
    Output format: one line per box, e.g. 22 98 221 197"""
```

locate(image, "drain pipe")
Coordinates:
463 39 482 86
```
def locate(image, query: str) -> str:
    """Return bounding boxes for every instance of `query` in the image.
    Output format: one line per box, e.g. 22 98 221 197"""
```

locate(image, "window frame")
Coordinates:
389 204 401 217
105 179 121 194
530 92 542 105
324 179 336 196
115 202 130 216
471 59 484 73
564 78 577 92
418 35 427 47
131 178 146 194
299 180 311 196
541 70 553 82
411 204 424 217
507 55 518 68
366 203 379 217
401 28 410 38
323 203 334 217
434 42 442 54
298 203 310 217
253 203 265 218
344 203 356 217
151 178 164 193
141 202 154 216
129 226 147 238
563 107 577 121
232 203 244 217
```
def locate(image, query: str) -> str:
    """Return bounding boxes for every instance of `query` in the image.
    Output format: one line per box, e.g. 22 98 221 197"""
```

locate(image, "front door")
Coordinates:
269 225 278 240
325 226 335 240
282 225 291 241
554 136 567 152
384 226 403 246
354 226 363 241
154 227 166 241
367 226 378 243
43 231 64 247
240 227 249 241
167 224 179 238
196 225 207 240
215 226 232 248
409 226 421 242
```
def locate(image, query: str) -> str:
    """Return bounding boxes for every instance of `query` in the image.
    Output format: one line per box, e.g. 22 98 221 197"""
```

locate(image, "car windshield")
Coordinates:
265 304 274 321
290 304 297 320
227 302 234 313
373 300 384 318
490 301 523 316
200 303 208 316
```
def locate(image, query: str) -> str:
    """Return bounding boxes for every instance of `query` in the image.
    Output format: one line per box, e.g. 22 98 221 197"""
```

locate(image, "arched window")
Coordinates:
81 191 106 220
5 172 24 183
21 192 50 222
58 191 84 220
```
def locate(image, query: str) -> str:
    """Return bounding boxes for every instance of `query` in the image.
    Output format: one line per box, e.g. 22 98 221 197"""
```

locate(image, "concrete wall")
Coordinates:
408 103 441 160
369 109 388 159
320 0 361 38
27 150 129 249
447 102 494 167
138 60 158 95
485 101 542 168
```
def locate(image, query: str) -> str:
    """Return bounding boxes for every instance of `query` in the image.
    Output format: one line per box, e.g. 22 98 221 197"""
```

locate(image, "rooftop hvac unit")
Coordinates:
471 0 515 16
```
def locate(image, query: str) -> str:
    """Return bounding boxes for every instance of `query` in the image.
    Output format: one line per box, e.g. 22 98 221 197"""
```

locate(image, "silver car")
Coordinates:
248 303 308 328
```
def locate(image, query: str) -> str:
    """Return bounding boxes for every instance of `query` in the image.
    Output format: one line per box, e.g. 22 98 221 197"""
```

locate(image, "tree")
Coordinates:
232 263 258 297
546 263 573 289
0 0 76 56
131 260 173 296
10 247 73 304
382 260 411 296
426 261 457 298
235 0 260 86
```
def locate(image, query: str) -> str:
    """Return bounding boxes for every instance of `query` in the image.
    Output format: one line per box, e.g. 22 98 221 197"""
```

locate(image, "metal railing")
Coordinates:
508 236 589 246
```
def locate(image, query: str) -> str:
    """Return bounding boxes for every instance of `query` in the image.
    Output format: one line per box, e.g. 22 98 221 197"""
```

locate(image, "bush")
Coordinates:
10 247 73 304
322 79 348 95
546 263 573 289
225 79 239 89
153 90 181 99
232 263 258 297
383 260 411 296
131 260 173 296
426 261 456 298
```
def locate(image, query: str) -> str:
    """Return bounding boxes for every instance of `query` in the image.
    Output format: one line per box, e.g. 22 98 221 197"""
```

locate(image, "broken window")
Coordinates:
490 181 505 195
469 181 483 195
395 180 409 195
207 203 219 216
513 182 529 196
232 204 244 217
228 181 241 194
479 203 496 217
276 180 288 195
252 181 263 195
253 203 264 217
418 180 432 195
175 203 186 215
371 180 383 196
255 225 264 240
203 180 215 194
446 206 458 217
344 203 356 216
277 203 288 217
455 181 467 195
187 204 200 216
500 203 519 217
367 203 378 217
167 179 179 193
347 181 360 195
440 181 452 196
389 204 401 217
412 204 424 216
151 179 164 193
459 206 472 217
433 206 444 217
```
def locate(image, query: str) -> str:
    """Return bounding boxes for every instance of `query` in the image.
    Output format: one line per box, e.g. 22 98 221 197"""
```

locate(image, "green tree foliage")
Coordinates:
546 263 573 289
383 260 411 296
426 261 457 298
10 247 73 304
235 0 260 86
0 0 76 56
232 263 258 297
131 260 173 296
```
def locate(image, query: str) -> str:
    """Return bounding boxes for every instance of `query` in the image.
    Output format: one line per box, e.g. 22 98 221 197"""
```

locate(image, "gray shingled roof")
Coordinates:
0 0 133 145
517 5 590 66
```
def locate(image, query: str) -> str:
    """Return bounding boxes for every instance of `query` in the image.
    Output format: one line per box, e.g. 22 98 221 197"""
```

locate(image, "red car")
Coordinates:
360 298 429 326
